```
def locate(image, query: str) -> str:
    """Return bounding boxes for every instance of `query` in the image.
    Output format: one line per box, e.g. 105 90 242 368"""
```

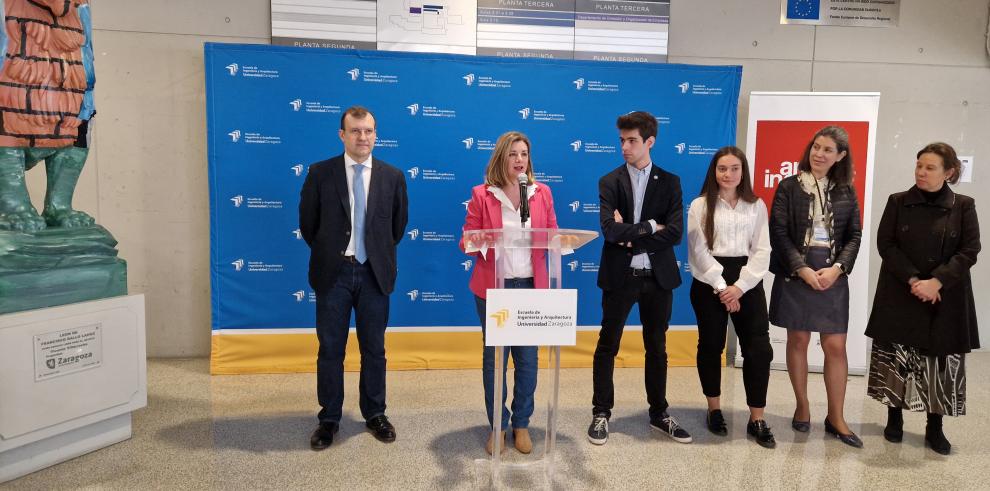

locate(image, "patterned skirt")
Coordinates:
867 341 966 416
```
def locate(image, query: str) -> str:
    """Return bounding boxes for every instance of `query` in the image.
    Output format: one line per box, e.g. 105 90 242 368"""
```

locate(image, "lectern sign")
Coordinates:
34 324 103 381
485 289 577 346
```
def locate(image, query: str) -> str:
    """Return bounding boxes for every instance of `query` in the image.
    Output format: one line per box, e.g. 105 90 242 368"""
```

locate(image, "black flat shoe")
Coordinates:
366 415 396 443
707 409 728 436
310 422 339 450
823 418 863 448
791 417 811 433
746 419 776 449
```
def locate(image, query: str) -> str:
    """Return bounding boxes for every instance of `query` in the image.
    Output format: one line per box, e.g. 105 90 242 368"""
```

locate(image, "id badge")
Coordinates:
813 224 829 243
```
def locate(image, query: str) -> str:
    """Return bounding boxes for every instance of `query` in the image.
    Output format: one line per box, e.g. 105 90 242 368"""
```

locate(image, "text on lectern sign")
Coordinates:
485 289 577 347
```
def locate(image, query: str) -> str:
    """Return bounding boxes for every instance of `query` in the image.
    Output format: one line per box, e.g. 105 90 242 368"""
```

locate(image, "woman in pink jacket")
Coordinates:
461 131 558 455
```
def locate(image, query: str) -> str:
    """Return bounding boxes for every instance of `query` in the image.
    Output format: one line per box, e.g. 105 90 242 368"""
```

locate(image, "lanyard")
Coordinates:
813 178 829 216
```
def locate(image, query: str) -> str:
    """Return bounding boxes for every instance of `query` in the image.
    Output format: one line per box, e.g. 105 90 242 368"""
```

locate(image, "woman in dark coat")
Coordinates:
866 142 980 456
769 126 863 447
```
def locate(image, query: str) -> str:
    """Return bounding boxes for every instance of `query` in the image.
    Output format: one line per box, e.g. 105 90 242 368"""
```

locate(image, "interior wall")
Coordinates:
28 0 986 357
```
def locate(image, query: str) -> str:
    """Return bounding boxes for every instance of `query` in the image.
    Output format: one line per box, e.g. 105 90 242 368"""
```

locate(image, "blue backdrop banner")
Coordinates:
206 42 741 333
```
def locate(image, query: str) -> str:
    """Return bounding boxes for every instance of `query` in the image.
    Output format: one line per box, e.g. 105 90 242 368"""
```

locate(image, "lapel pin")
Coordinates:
652 175 658 180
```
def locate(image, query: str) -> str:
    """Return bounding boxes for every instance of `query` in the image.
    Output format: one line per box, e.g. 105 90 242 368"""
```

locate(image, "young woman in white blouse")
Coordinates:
687 146 775 448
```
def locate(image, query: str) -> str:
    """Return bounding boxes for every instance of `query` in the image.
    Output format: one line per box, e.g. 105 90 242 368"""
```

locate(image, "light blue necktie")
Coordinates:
353 163 367 263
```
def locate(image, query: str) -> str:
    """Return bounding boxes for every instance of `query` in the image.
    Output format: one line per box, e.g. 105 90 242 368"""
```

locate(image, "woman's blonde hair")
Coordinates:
484 131 534 187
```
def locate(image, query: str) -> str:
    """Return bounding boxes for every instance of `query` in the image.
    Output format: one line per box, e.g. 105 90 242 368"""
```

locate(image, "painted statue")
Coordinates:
0 0 95 231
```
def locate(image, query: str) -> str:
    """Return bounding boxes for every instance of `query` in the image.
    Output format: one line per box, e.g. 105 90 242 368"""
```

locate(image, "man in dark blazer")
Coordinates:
299 106 409 450
587 111 692 446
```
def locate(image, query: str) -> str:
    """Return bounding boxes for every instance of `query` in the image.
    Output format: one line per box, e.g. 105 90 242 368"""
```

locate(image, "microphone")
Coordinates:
517 173 530 225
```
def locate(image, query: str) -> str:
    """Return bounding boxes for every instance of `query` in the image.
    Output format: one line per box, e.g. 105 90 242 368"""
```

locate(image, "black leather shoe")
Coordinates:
746 419 777 449
366 415 396 443
791 417 811 433
884 407 904 443
310 422 339 451
824 417 863 448
706 409 728 436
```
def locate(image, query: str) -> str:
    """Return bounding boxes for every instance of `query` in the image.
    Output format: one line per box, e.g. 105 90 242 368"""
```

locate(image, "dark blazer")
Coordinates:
597 163 683 291
865 186 980 355
768 174 861 276
299 155 409 295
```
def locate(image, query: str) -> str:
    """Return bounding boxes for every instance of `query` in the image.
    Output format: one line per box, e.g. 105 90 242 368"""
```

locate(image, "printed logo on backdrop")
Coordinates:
570 140 617 154
533 171 564 184
461 259 473 271
407 166 455 181
463 72 512 89
461 200 470 210
676 260 692 273
462 137 496 151
289 98 342 114
292 290 317 303
568 200 600 214
230 258 284 272
375 136 400 149
224 63 279 79
405 228 456 242
229 195 284 209
567 260 599 273
573 77 620 93
518 107 565 122
677 81 723 96
407 102 457 118
227 129 281 145
674 143 719 156
292 229 303 240
406 289 455 302
291 164 305 176
347 67 400 84
656 115 672 126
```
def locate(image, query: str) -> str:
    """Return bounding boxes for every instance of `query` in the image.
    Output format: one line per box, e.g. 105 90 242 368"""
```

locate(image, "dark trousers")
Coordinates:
315 260 390 424
689 256 772 408
592 271 673 420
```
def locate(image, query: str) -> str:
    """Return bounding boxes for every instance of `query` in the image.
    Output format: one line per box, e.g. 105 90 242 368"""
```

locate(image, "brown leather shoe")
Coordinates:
513 428 532 454
486 430 507 455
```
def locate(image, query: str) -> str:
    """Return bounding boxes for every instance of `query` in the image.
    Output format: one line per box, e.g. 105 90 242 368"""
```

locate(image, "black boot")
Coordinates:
925 413 951 455
883 406 903 443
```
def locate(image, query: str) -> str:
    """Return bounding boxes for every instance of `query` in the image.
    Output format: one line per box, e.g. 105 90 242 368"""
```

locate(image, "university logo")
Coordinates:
570 140 582 152
289 99 302 111
292 229 302 239
347 68 360 81
674 143 686 154
291 164 304 176
573 78 585 90
568 260 579 272
292 290 306 302
462 137 474 149
461 260 472 271
678 82 690 94
225 63 239 76
489 309 509 328
462 200 470 210
518 107 530 119
407 167 420 179
46 359 56 369
407 103 420 116
228 130 241 142
231 259 245 271
408 229 420 240
463 73 475 86
230 195 244 207
407 290 419 301
569 201 580 212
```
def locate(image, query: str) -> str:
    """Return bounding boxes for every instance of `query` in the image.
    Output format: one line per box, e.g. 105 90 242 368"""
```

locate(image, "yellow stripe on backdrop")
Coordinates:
210 330 719 374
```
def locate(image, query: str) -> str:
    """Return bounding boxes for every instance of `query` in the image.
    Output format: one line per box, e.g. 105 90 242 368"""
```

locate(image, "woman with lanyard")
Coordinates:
687 146 776 448
768 126 863 447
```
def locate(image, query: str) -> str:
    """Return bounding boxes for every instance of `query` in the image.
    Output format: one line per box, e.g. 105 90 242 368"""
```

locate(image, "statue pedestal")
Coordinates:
0 226 127 314
0 294 147 483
